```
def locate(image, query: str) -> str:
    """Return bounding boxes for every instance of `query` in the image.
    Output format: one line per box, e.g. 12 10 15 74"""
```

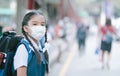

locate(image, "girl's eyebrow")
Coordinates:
31 21 38 23
41 22 45 24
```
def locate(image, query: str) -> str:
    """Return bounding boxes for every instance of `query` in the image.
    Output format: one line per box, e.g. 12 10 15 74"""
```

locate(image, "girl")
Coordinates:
100 18 116 69
14 11 48 76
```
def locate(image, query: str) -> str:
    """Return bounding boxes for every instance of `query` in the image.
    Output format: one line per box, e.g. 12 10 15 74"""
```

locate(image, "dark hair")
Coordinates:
22 11 45 33
22 11 46 63
105 18 111 26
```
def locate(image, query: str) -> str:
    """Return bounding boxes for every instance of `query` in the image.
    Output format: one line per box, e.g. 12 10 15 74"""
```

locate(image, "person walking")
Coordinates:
76 23 87 51
100 18 116 69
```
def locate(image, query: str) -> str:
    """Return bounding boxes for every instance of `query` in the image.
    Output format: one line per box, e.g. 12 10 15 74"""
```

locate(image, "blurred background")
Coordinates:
1 0 120 76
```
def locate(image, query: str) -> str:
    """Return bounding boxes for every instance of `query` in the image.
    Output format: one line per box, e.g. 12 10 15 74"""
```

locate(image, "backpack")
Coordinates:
0 31 23 76
0 31 49 76
104 28 113 44
77 26 86 39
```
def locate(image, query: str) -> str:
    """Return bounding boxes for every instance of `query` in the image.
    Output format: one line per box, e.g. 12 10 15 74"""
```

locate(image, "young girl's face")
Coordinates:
24 14 46 41
28 15 45 27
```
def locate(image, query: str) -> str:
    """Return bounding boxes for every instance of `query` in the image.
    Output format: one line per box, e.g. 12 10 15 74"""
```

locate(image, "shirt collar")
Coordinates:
24 37 42 52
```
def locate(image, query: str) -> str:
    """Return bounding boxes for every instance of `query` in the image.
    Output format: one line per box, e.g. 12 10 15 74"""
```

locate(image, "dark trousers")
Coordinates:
78 39 85 50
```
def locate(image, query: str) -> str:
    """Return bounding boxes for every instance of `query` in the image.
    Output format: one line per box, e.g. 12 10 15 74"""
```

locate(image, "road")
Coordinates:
49 33 120 76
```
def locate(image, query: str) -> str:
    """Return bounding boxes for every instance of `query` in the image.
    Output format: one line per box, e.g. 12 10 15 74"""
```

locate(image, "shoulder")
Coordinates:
15 39 30 56
15 44 28 57
108 26 116 32
17 44 27 51
14 43 28 69
100 26 106 32
99 26 104 30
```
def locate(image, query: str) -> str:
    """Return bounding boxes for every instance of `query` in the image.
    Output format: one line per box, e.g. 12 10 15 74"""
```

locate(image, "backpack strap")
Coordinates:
19 38 45 64
19 39 33 65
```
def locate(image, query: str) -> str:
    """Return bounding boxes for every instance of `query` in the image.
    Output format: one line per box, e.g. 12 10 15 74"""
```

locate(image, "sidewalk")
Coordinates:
48 22 77 67
48 33 120 76
65 34 120 76
48 38 69 67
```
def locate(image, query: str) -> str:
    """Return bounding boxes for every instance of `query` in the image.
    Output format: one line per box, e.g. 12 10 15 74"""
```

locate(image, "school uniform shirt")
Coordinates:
14 38 43 70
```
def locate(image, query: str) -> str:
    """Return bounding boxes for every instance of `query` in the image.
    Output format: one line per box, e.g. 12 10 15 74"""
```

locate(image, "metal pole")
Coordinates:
16 0 28 35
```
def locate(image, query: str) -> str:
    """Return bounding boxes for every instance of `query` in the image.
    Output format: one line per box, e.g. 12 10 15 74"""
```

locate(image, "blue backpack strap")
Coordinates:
19 39 33 64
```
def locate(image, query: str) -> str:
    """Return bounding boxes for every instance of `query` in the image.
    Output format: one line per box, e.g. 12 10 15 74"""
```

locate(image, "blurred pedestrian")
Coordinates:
14 10 48 76
76 23 87 51
100 18 116 69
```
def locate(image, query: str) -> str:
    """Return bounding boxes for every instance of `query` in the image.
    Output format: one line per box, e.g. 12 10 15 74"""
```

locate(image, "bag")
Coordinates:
0 31 23 76
0 31 49 76
77 26 86 39
104 28 113 44
95 47 100 55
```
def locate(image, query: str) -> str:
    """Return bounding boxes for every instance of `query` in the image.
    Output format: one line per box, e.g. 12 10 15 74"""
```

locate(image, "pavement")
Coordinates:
48 33 120 76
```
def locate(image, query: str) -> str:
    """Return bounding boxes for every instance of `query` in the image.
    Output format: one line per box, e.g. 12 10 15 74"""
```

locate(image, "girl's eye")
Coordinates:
41 24 45 26
33 24 37 25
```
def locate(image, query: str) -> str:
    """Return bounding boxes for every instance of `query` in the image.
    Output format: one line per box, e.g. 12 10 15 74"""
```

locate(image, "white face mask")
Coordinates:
29 26 46 41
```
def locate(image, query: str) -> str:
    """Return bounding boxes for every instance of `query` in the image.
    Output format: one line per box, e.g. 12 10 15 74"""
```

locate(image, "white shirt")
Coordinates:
14 44 28 70
14 38 43 70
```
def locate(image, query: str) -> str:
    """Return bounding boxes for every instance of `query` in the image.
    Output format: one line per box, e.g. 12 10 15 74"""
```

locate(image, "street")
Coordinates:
0 0 120 76
49 33 120 76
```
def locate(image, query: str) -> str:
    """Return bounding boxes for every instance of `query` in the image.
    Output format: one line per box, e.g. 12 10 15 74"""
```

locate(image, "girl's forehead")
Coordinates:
30 15 45 22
